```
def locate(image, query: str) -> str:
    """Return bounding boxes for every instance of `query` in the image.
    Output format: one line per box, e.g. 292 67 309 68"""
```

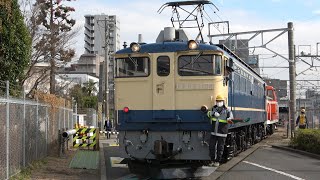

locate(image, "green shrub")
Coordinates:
290 129 320 155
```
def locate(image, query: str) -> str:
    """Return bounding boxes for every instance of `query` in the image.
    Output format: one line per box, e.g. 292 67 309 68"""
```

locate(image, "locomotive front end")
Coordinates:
114 36 231 163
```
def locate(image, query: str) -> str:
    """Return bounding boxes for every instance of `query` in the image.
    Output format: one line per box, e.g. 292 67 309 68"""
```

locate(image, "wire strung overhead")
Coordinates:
158 0 219 43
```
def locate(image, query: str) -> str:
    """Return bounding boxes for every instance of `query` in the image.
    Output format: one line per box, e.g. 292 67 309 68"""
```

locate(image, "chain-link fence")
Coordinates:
305 110 319 129
0 81 76 180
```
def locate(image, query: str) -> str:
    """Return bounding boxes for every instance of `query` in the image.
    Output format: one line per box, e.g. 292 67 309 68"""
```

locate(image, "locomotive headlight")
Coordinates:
188 40 198 50
200 105 208 113
130 42 141 52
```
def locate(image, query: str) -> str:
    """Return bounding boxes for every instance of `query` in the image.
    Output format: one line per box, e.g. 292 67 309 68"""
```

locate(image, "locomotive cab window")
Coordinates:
267 89 275 100
178 54 222 76
115 57 150 77
157 56 170 76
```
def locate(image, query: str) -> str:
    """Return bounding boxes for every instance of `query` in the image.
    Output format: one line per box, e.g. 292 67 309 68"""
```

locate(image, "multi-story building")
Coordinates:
84 14 120 56
84 14 121 120
75 54 104 77
57 54 103 78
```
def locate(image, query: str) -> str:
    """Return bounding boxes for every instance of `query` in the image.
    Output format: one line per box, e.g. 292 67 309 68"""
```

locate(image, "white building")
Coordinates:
57 73 99 95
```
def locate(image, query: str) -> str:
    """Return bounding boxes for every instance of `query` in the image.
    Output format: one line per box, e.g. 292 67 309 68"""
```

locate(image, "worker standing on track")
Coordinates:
207 95 233 167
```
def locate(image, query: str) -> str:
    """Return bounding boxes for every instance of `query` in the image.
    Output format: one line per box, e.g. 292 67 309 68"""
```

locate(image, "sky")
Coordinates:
66 0 320 87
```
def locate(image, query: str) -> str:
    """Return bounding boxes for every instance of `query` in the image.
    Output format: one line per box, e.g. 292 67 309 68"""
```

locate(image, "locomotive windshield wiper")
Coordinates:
180 51 204 70
128 56 138 70
191 51 203 66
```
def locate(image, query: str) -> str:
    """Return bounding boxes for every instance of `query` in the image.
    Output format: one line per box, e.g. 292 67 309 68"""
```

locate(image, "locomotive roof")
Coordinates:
116 42 220 54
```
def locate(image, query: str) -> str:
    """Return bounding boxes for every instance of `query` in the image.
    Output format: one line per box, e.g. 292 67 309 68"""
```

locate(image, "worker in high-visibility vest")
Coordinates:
296 109 308 129
207 95 233 167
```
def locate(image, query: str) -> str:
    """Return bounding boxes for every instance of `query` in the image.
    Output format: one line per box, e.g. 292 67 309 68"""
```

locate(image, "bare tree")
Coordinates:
19 0 78 97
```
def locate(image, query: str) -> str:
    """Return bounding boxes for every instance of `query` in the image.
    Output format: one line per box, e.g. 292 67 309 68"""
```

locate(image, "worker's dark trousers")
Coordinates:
106 129 111 139
209 135 226 162
299 124 306 129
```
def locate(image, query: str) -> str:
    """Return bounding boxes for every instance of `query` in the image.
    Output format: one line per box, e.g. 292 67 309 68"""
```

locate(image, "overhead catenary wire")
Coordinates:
268 61 304 78
206 3 293 72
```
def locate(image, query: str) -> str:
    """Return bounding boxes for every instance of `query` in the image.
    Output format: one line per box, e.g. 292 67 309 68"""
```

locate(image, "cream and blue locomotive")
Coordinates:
114 27 272 173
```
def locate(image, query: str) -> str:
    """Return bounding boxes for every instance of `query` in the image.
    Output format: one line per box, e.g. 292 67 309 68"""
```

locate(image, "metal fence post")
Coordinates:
58 107 61 131
72 113 74 129
36 98 39 159
75 103 77 127
64 101 66 129
23 87 26 167
312 111 314 129
6 81 10 180
45 106 48 156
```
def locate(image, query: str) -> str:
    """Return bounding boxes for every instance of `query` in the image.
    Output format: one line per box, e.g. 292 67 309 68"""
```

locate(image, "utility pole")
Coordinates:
98 17 115 122
49 0 56 94
288 22 296 138
105 17 110 121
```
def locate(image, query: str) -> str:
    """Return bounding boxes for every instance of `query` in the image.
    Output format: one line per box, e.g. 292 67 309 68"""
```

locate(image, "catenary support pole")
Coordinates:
288 22 296 138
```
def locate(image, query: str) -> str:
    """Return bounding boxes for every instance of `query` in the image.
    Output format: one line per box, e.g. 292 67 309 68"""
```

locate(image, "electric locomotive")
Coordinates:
114 0 278 174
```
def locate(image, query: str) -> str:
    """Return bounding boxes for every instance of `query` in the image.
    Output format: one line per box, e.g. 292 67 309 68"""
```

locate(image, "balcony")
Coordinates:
89 18 94 25
84 28 94 37
84 36 94 44
84 43 94 52
84 23 94 31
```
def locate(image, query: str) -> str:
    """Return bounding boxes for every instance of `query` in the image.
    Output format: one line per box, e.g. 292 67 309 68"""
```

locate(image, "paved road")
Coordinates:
219 146 320 180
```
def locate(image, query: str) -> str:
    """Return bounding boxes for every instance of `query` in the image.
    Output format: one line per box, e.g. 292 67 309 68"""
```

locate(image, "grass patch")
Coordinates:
10 159 48 180
290 129 320 155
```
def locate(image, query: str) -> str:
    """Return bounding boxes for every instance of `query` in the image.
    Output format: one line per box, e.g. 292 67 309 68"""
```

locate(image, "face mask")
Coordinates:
217 102 224 107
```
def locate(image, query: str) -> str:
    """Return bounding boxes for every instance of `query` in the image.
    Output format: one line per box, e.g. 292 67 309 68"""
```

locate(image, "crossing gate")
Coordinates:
73 128 98 150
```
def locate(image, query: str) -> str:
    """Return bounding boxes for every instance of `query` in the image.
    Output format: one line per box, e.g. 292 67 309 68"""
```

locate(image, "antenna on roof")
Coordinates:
158 1 219 43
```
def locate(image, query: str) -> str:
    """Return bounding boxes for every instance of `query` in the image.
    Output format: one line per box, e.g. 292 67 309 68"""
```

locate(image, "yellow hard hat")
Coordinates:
216 95 224 101
301 109 305 113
